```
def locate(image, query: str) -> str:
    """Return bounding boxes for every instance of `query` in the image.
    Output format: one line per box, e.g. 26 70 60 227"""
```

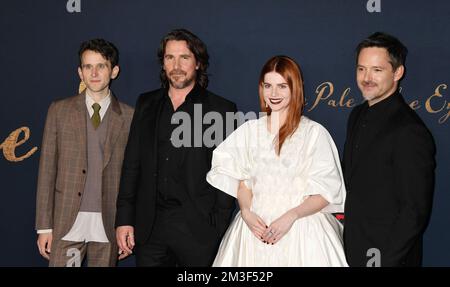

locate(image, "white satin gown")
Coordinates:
206 116 348 267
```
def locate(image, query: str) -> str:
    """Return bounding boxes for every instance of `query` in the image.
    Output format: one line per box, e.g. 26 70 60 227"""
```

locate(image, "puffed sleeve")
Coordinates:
302 124 346 213
206 121 253 198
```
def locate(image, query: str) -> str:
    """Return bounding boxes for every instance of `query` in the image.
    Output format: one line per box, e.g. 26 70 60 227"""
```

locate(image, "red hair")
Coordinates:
258 55 305 155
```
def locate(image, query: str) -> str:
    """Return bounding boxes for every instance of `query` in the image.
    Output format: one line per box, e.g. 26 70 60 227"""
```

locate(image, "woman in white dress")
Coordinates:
206 56 348 267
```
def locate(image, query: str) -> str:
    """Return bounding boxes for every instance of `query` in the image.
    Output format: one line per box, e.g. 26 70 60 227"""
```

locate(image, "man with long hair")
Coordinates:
115 29 237 266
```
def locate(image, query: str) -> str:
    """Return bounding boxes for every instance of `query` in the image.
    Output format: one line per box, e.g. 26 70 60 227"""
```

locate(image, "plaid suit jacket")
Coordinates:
35 91 134 242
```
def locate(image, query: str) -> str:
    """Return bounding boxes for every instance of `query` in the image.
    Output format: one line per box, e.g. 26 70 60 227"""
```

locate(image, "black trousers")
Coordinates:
135 208 219 267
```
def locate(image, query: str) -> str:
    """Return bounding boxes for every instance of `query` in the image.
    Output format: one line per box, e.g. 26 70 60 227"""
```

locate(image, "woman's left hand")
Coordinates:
262 210 298 245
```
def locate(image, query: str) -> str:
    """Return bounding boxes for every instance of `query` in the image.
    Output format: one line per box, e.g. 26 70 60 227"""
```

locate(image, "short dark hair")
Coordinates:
356 32 408 70
78 38 119 68
157 29 209 88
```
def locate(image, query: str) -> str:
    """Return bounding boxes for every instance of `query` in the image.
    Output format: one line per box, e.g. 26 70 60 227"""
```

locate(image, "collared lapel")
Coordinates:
103 92 124 169
71 91 88 168
154 96 166 170
142 89 166 171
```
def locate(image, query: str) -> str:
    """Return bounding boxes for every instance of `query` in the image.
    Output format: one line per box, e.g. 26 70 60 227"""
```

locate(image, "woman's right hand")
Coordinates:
241 209 268 242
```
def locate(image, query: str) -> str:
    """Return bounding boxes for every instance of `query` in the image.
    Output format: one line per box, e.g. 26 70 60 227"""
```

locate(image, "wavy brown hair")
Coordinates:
258 55 305 155
157 29 209 88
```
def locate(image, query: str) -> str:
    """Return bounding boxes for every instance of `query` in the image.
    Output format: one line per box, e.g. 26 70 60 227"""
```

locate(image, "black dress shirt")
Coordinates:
156 91 192 209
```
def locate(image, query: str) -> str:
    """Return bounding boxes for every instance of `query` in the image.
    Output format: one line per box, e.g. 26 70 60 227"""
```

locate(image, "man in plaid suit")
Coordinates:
35 39 133 267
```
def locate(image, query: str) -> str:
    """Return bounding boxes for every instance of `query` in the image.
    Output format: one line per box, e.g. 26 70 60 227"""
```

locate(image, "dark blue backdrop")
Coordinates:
0 0 448 266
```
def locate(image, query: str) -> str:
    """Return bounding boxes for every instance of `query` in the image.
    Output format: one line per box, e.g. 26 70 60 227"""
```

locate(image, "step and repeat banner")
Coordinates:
0 0 448 266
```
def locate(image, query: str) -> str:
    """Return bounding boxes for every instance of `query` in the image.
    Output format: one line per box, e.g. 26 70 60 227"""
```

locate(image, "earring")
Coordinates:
265 102 268 108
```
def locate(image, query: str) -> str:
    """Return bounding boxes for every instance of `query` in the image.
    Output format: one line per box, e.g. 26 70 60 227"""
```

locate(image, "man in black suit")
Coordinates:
115 29 237 266
343 32 436 267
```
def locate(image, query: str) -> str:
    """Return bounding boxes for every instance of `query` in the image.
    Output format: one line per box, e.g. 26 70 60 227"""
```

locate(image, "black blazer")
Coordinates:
343 92 436 267
115 85 237 245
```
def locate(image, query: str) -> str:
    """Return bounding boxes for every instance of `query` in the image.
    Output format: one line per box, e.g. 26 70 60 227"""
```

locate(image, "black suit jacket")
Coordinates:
343 92 436 267
115 85 237 245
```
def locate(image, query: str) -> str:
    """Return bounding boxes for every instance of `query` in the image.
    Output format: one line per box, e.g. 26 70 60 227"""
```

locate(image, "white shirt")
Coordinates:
37 91 112 243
